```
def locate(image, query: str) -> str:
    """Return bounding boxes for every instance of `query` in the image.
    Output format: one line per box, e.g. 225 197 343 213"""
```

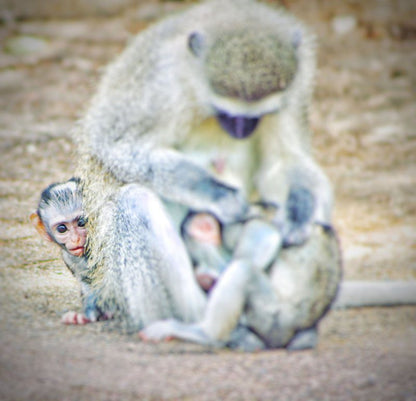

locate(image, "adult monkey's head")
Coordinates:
188 28 299 139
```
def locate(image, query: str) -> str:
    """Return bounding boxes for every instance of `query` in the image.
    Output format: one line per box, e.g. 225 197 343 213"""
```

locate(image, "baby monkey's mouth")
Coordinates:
216 110 260 139
68 246 85 257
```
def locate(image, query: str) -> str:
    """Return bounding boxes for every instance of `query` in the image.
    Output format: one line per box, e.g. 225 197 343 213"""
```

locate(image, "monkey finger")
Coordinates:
196 273 217 292
138 331 174 343
282 224 313 248
98 312 113 321
139 319 180 342
138 331 157 343
61 311 91 325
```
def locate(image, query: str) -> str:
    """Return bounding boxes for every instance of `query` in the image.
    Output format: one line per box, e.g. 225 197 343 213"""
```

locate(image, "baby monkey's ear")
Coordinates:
30 211 53 242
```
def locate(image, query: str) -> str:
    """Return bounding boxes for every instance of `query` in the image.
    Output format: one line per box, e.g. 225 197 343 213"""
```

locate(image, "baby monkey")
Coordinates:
30 178 107 324
182 212 229 292
182 201 281 293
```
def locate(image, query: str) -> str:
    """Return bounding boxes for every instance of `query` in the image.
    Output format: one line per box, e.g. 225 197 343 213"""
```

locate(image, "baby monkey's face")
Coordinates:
53 215 87 257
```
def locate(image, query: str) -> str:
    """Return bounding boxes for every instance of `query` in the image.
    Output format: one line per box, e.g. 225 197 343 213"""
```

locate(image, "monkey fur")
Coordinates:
30 178 107 323
75 0 340 346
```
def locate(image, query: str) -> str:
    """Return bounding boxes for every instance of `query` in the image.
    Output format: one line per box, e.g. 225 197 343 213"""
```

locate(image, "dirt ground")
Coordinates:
0 1 416 400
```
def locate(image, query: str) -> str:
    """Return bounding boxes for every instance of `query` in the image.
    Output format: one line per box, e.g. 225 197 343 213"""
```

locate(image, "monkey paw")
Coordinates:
280 185 316 247
214 190 249 224
139 320 177 343
61 311 91 325
282 224 313 247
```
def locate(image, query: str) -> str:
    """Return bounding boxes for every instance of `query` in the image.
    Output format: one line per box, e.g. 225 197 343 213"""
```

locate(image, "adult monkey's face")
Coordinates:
188 29 299 140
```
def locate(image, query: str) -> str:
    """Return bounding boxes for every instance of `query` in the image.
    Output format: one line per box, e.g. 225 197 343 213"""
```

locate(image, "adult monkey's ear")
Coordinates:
30 211 53 242
188 31 205 57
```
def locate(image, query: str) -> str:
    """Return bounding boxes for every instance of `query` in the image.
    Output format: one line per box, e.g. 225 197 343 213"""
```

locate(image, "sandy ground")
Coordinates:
0 1 416 400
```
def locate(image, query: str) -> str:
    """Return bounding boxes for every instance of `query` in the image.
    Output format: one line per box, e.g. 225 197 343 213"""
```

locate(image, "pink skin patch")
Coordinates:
61 311 91 325
68 246 84 257
211 156 227 174
138 331 174 343
196 273 217 292
188 213 221 246
61 311 113 325
53 218 87 257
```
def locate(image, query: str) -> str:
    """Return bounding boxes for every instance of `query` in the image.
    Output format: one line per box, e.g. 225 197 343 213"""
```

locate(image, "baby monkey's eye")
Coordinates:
78 217 86 227
56 224 68 234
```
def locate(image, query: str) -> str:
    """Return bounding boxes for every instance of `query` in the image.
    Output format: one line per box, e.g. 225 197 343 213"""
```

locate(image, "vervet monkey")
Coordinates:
32 178 416 348
181 211 231 292
141 221 340 350
170 209 416 348
182 202 279 293
183 211 416 310
30 178 108 324
75 0 339 344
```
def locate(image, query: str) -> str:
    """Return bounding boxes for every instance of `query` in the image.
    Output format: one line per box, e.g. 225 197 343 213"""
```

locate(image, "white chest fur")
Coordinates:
181 117 258 197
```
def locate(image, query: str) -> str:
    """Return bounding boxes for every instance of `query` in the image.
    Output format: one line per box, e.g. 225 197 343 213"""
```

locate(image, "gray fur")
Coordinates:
76 0 340 345
36 179 103 322
141 222 341 349
61 251 102 321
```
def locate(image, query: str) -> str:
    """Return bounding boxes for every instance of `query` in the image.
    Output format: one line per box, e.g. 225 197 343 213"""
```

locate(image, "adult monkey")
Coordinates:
76 0 341 346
